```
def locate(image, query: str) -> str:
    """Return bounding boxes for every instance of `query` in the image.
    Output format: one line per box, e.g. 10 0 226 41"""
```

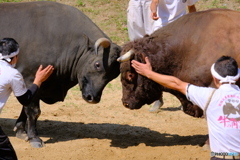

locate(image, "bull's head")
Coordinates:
78 37 121 104
118 47 162 110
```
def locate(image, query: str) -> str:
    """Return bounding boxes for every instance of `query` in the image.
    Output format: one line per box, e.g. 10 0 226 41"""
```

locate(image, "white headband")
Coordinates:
211 63 240 84
0 48 19 62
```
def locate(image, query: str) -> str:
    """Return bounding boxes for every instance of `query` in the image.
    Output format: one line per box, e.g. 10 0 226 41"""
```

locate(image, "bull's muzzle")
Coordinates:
123 102 130 109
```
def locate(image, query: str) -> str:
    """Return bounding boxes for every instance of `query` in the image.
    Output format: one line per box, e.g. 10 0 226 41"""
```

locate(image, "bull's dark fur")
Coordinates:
120 37 202 117
120 8 240 117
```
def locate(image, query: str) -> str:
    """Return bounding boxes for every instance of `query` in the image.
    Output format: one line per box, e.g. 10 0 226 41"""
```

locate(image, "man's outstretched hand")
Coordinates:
131 57 152 78
34 65 54 87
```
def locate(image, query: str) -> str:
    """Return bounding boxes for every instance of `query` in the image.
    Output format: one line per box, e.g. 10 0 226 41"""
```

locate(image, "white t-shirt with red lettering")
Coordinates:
187 84 240 153
0 60 27 113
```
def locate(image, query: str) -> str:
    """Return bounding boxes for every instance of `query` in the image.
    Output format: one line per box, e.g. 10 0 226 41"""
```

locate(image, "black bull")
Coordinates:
0 2 121 147
119 9 240 117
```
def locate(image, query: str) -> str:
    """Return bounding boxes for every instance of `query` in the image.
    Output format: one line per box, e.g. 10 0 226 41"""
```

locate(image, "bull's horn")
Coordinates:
117 49 134 62
94 38 111 55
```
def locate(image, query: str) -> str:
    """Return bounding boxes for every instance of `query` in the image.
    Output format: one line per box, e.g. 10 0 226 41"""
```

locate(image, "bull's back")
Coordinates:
153 9 240 86
0 1 107 63
0 1 106 102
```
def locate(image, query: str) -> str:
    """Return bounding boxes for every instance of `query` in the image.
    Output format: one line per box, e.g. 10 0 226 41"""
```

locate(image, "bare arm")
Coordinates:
131 57 188 95
150 0 159 20
188 5 196 13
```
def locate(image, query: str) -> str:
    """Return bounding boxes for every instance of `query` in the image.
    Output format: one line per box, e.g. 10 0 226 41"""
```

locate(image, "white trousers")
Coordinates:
127 0 155 41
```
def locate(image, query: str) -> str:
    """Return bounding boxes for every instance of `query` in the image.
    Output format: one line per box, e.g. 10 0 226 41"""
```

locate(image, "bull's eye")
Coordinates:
95 62 101 71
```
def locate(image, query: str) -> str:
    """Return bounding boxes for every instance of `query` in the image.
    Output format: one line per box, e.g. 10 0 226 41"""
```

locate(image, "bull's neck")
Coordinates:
56 46 86 83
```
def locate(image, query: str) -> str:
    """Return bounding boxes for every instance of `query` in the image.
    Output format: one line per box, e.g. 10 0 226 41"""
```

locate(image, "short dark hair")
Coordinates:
0 38 19 56
214 56 238 77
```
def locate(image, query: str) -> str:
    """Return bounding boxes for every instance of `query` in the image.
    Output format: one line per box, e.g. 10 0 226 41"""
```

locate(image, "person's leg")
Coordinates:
127 0 145 41
142 0 155 35
0 126 18 160
202 136 210 151
210 156 240 160
210 157 222 160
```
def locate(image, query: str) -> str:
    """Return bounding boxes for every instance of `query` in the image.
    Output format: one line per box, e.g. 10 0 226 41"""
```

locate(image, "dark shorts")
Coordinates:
0 126 18 160
211 157 240 160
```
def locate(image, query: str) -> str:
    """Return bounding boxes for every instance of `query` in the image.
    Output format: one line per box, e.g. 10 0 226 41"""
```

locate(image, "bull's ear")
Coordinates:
136 52 146 63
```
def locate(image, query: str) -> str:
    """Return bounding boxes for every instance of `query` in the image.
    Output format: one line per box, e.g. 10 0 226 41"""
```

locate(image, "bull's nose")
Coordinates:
86 95 94 102
123 102 130 108
83 94 100 104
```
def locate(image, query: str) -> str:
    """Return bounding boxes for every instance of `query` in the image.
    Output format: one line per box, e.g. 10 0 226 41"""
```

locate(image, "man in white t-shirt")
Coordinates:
0 38 54 160
149 0 198 112
131 56 240 160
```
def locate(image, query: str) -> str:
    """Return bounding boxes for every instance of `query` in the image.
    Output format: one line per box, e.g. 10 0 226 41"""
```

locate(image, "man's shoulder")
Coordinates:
0 62 16 71
187 84 216 99
189 84 215 91
0 64 22 78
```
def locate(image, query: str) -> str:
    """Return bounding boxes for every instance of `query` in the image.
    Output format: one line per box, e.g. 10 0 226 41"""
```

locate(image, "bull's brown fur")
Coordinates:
120 8 240 117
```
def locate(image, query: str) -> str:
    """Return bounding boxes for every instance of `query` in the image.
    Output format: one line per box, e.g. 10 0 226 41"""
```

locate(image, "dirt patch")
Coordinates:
1 77 210 160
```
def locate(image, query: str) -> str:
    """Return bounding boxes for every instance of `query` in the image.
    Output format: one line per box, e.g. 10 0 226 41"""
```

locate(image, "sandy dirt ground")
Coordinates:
0 77 210 160
1 0 239 159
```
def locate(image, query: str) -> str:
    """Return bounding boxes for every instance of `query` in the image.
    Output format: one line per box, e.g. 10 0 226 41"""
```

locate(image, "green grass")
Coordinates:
76 0 85 7
0 0 21 2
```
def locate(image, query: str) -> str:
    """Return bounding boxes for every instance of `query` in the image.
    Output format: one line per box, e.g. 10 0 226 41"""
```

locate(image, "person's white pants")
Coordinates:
127 0 155 41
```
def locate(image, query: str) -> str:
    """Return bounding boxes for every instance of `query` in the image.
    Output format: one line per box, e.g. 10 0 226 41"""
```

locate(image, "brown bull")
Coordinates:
118 8 240 118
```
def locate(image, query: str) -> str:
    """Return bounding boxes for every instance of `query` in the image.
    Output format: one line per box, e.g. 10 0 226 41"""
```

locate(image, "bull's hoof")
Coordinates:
13 126 28 140
149 100 163 113
202 144 210 151
29 138 46 148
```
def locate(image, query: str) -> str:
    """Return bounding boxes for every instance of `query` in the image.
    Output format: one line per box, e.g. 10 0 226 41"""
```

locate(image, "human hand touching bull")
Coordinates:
33 65 54 87
131 57 152 78
131 56 188 95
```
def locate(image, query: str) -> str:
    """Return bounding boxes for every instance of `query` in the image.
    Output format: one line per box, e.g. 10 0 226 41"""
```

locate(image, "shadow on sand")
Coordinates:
0 118 207 149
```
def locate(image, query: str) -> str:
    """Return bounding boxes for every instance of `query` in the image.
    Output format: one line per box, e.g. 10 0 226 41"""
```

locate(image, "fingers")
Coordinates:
40 65 54 72
37 65 43 72
33 65 54 87
151 13 159 20
131 57 152 76
152 17 159 20
44 65 54 73
131 57 147 67
131 60 143 73
44 65 54 77
37 65 54 78
145 57 150 64
131 60 138 69
131 60 142 71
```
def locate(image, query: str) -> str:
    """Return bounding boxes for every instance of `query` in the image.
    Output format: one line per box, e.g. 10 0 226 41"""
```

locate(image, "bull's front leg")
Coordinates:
14 107 28 140
24 100 45 148
164 89 203 117
174 94 203 117
149 92 164 112
181 98 203 118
